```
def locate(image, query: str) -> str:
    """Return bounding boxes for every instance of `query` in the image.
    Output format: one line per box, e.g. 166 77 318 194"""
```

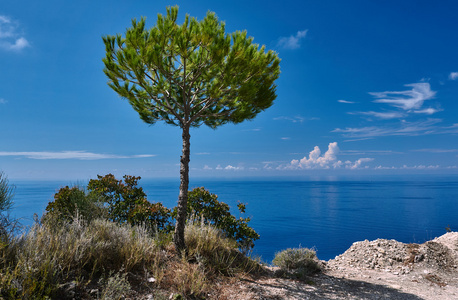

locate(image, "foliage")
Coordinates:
272 247 321 279
185 222 261 276
0 217 161 299
177 187 259 251
44 185 105 224
87 174 173 232
0 172 17 249
0 172 14 213
102 6 280 129
102 5 280 253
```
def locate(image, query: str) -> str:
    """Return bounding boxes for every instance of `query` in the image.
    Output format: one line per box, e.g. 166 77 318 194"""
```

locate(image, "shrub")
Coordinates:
88 174 172 232
175 187 259 252
185 222 262 276
44 185 106 224
272 247 320 278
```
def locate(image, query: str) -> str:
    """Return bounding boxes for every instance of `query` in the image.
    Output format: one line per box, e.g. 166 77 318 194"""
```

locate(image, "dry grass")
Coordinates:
0 217 161 298
0 217 263 299
272 247 321 279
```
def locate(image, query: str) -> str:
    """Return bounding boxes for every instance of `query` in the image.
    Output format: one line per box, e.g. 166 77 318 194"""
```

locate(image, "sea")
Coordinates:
8 175 458 262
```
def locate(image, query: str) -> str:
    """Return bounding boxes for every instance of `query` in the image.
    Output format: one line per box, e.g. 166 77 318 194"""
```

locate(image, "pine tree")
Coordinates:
102 6 280 254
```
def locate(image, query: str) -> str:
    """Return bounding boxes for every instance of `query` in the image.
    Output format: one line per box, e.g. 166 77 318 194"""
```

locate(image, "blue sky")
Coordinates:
1 0 458 180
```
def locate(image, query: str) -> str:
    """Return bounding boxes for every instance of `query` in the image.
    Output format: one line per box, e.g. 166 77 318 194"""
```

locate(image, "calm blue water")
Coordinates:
8 175 458 262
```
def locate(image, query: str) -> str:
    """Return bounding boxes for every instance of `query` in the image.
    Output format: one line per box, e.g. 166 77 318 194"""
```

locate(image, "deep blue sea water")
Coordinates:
8 175 458 262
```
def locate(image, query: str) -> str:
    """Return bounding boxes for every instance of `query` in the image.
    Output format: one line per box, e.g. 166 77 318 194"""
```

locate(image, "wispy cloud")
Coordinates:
338 100 355 104
281 137 290 140
341 150 399 155
449 72 458 80
412 107 442 115
350 111 406 120
281 142 373 170
0 15 30 51
0 151 155 160
274 116 318 123
400 164 440 170
370 83 436 111
0 98 6 104
411 148 458 153
277 30 308 50
333 118 443 139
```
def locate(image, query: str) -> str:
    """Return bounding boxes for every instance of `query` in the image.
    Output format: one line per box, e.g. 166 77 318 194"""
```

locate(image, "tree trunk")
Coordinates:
174 125 190 255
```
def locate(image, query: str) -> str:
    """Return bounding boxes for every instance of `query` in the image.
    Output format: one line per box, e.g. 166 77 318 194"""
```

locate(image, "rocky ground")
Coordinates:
215 232 458 300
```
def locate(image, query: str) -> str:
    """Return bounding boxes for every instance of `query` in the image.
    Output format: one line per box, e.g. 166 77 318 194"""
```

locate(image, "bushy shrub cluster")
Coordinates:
44 185 105 224
45 175 259 251
45 174 173 233
272 247 321 279
179 187 259 252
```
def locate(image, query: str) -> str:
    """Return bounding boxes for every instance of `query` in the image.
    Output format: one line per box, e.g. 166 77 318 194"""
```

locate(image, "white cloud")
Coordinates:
0 151 155 160
215 165 223 170
341 150 399 155
203 165 212 170
277 30 308 50
224 165 244 171
345 158 374 169
449 72 458 80
281 137 290 140
401 164 440 170
338 100 355 104
333 118 443 139
0 98 6 104
351 111 406 120
283 142 374 170
413 107 442 115
375 165 397 170
0 15 30 51
412 148 458 153
369 83 436 111
274 116 318 123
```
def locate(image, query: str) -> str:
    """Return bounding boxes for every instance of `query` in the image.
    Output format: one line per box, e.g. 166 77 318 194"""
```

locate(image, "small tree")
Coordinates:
103 6 280 253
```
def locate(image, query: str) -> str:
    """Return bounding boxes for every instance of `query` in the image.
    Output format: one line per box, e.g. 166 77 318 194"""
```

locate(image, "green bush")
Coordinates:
88 174 172 232
176 187 259 252
272 247 321 278
44 185 105 224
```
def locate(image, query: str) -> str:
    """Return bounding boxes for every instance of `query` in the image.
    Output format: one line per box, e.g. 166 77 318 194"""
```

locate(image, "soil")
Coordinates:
213 232 458 300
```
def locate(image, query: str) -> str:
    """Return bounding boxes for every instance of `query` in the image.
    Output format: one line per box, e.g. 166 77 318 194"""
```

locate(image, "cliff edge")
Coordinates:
216 232 458 299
